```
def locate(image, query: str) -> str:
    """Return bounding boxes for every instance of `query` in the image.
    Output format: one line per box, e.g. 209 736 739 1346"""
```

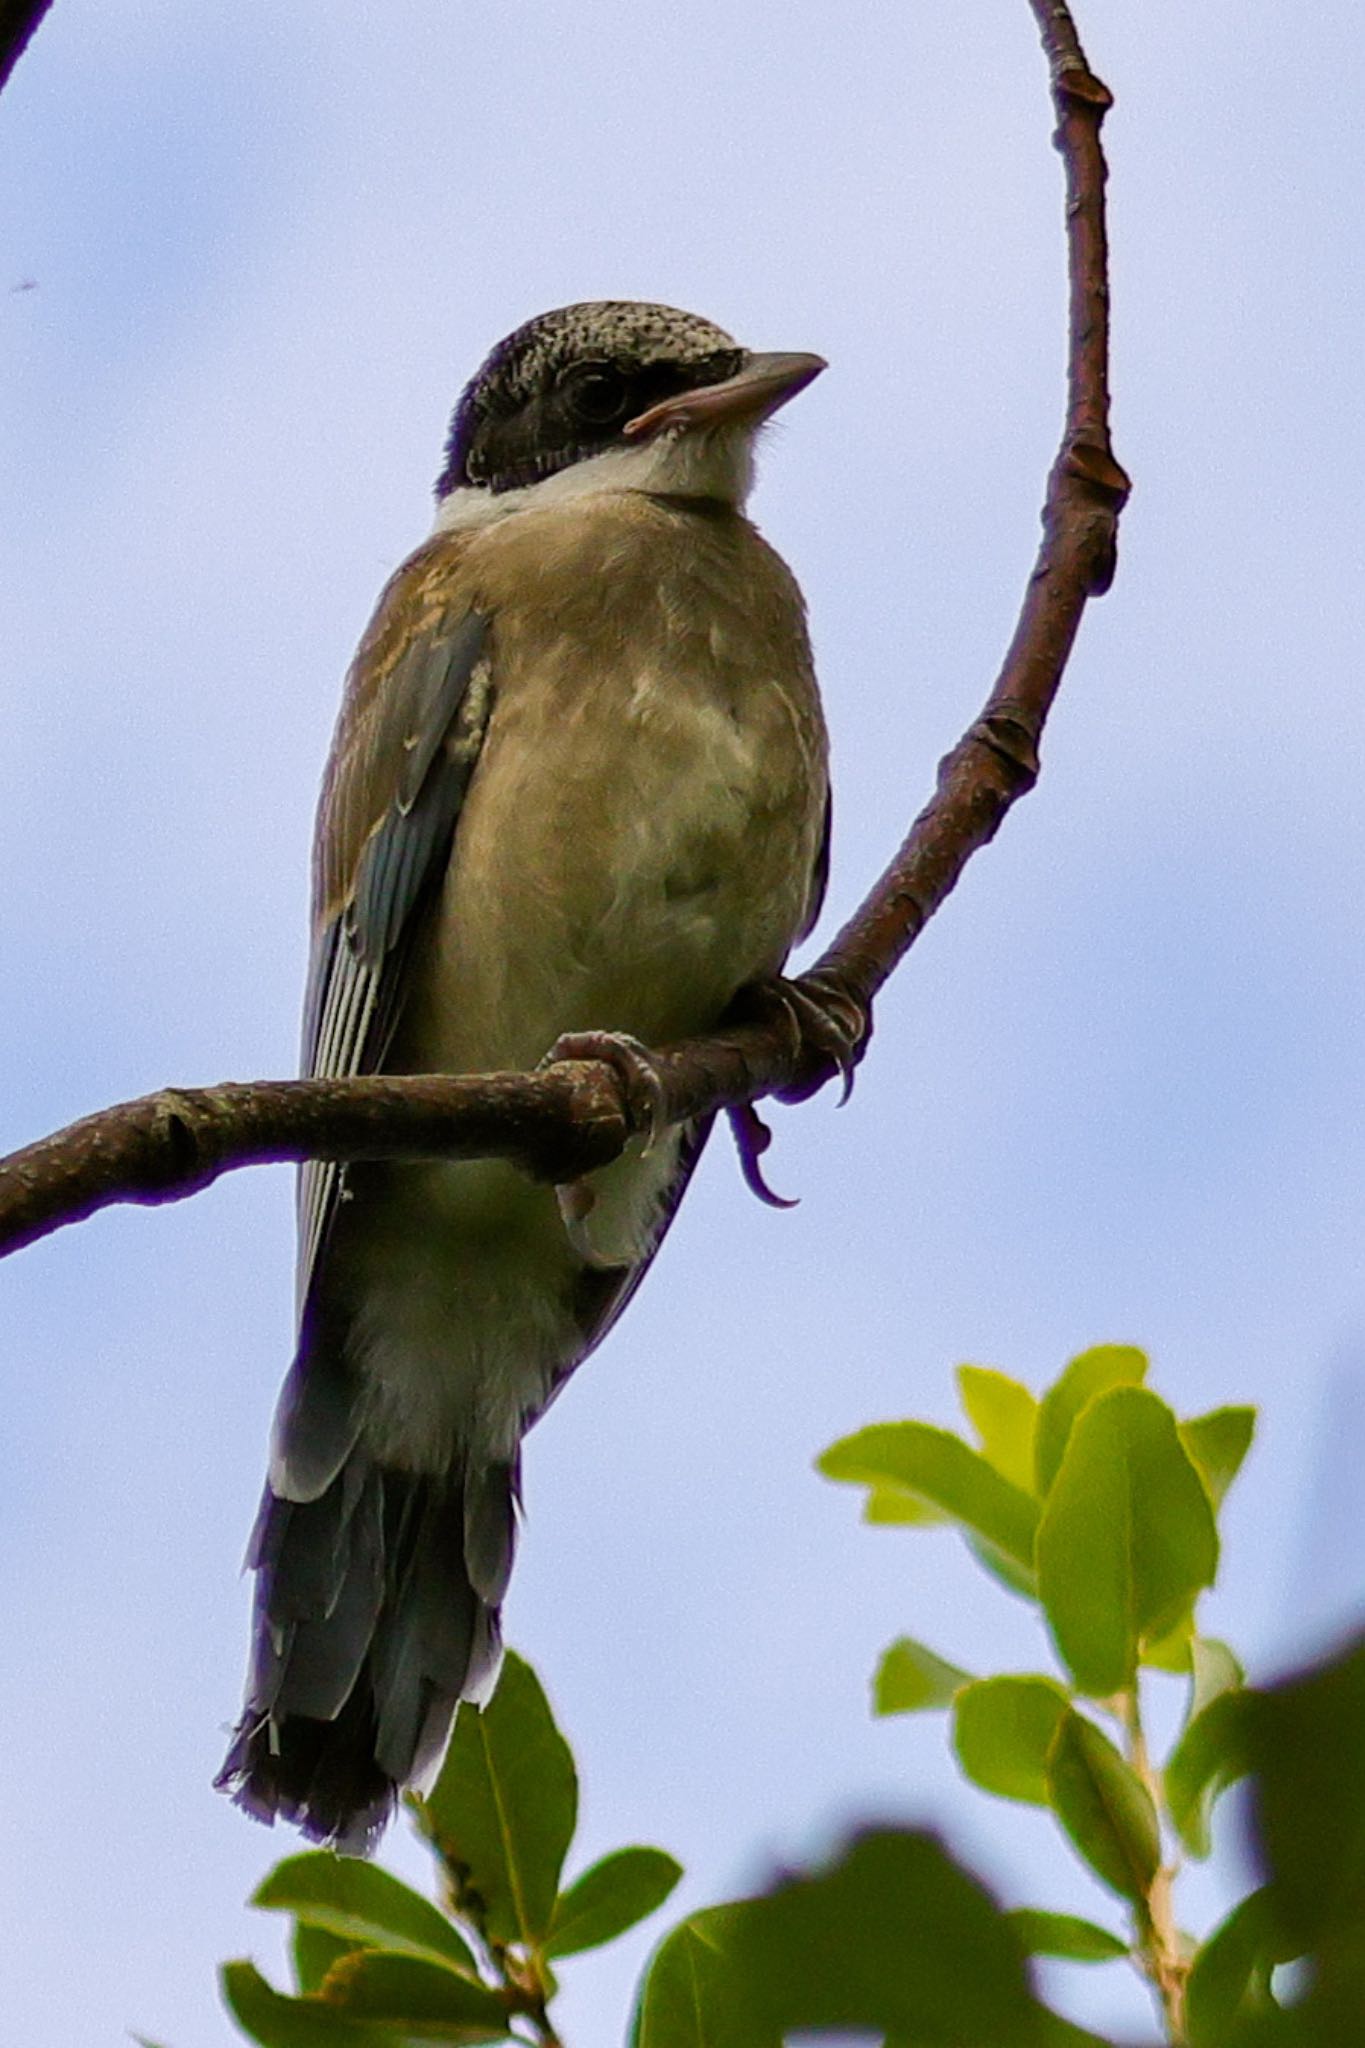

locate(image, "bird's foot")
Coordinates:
727 1102 798 1210
540 1029 669 1151
735 971 871 1105
720 976 868 1209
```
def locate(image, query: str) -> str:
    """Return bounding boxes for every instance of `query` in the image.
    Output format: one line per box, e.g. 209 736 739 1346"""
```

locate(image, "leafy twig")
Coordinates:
1121 1686 1190 2042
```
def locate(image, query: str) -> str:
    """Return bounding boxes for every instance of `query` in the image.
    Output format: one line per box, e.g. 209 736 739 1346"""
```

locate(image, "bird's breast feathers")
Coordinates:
309 487 826 1466
348 490 828 1079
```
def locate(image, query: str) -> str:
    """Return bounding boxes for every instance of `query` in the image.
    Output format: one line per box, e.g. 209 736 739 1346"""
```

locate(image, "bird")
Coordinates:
217 299 841 1850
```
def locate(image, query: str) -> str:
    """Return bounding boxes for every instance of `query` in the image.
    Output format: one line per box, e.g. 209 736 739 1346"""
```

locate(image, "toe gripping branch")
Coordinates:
540 982 871 1222
541 1030 668 1151
726 970 872 1210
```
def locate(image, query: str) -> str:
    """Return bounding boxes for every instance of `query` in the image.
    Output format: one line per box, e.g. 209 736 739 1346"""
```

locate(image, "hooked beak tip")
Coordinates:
624 350 826 441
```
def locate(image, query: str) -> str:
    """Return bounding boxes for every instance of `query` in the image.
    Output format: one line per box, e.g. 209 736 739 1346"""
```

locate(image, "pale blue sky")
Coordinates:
2 3 1363 2043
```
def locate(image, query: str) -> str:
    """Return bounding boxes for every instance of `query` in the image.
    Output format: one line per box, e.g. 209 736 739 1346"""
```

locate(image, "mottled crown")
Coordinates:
436 300 745 499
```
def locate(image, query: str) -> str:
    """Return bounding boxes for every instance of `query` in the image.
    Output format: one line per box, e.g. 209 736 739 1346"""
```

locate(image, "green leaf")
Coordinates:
320 1954 509 2038
1166 1688 1251 1858
1005 1908 1128 1962
293 1924 356 1995
1190 1636 1244 1720
964 1533 1040 1602
818 1422 1039 1574
221 1962 387 2047
420 1651 577 1950
547 1846 682 1958
952 1676 1071 1805
1185 1889 1285 2048
874 1637 971 1715
1046 1710 1160 1904
630 1905 769 2048
1246 1633 1365 1959
1034 1345 1148 1495
1180 1406 1256 1509
254 1852 477 1975
1142 1604 1195 1673
863 1482 948 1526
728 1829 1103 2046
956 1365 1039 1492
1035 1386 1219 1694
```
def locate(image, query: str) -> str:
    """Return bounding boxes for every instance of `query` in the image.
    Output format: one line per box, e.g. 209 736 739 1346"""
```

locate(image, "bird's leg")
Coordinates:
541 1030 672 1264
732 970 871 1105
718 973 869 1209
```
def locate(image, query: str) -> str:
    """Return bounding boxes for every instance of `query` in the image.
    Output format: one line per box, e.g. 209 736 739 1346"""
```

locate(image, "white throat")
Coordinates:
432 424 756 535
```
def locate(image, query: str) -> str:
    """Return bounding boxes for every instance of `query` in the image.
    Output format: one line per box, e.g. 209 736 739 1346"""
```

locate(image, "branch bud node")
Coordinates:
1055 67 1113 113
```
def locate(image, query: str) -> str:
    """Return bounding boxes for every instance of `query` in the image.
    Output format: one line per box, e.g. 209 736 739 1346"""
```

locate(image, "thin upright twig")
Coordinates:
1121 1686 1190 2042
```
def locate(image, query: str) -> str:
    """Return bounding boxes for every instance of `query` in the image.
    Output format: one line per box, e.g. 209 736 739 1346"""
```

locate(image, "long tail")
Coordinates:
216 1452 515 1852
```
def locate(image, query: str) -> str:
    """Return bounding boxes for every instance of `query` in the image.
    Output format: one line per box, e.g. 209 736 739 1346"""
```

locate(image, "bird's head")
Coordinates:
434 300 823 524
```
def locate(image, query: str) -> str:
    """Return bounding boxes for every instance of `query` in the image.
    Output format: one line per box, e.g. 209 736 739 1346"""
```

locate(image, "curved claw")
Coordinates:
542 1029 668 1154
727 1103 798 1210
788 973 869 1103
735 972 869 1105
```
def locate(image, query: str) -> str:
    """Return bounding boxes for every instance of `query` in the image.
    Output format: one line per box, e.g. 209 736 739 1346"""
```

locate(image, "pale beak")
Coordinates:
624 350 826 440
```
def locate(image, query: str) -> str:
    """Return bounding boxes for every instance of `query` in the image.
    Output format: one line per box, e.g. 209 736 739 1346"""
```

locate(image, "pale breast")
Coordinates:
341 492 827 1463
395 491 828 1078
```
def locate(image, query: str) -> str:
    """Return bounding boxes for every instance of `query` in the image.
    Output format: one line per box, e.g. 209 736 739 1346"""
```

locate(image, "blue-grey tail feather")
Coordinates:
217 1452 509 1852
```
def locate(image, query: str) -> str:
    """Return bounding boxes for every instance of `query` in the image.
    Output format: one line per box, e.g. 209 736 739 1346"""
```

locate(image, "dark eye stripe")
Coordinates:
437 343 747 498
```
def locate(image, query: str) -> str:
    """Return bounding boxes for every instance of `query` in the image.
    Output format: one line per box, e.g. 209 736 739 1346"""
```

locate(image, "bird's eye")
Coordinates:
561 362 630 426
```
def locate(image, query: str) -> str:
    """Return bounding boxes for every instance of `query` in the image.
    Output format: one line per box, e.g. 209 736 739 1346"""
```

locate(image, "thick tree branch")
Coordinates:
0 0 1126 1265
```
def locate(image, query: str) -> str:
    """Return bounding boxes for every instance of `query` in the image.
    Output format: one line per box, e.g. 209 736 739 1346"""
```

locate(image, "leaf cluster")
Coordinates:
818 1346 1365 2045
222 1651 681 2046
217 1350 1365 2048
217 1653 1088 2046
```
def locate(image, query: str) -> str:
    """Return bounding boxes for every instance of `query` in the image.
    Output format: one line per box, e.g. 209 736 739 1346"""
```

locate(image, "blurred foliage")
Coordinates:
216 1350 1365 2048
221 1651 681 2046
